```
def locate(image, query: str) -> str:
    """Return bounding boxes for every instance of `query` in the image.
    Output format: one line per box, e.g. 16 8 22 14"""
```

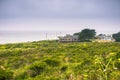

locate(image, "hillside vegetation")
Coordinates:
0 41 120 80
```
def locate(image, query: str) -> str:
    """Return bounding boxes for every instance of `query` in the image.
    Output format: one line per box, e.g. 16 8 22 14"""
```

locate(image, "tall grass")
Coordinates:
0 41 120 80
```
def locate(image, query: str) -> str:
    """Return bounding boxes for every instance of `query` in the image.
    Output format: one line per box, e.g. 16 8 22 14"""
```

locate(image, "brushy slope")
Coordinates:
0 41 120 80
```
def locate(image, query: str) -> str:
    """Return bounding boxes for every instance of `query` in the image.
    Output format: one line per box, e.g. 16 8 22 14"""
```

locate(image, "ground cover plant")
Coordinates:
0 40 120 80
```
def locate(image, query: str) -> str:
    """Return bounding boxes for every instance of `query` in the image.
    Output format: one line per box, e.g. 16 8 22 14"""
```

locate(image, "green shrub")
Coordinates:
61 65 68 72
29 62 47 77
0 69 13 80
44 58 61 67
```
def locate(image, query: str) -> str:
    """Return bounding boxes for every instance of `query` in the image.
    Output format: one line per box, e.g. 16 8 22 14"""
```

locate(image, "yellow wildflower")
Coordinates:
109 52 116 56
118 58 120 62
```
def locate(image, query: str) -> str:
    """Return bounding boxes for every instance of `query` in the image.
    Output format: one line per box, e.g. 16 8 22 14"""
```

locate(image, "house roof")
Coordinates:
58 34 79 39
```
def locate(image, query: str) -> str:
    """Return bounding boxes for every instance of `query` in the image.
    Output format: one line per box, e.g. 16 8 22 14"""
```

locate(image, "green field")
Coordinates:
0 41 120 80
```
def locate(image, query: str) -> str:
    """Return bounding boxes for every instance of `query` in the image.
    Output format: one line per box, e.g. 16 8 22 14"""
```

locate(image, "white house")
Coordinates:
94 34 115 42
58 34 79 42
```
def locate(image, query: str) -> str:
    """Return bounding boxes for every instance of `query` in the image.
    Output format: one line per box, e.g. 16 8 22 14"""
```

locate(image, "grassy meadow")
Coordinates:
0 41 120 80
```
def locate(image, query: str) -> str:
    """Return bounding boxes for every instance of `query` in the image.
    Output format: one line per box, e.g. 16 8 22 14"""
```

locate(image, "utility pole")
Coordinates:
46 33 48 40
60 32 62 36
56 32 58 39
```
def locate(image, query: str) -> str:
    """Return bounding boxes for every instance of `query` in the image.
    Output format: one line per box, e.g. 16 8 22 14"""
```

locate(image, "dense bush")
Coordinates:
44 58 61 67
0 66 13 80
61 65 68 72
29 62 47 77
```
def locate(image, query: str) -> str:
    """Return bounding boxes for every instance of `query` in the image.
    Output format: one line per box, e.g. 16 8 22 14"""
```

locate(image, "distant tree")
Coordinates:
98 34 105 36
73 32 80 36
112 32 120 42
74 29 96 42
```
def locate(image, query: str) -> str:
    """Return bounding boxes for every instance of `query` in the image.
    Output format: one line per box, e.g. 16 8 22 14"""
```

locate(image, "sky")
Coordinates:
0 0 120 34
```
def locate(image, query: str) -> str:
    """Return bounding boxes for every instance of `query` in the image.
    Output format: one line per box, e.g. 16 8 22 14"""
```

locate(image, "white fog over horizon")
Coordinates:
0 0 120 43
0 18 120 35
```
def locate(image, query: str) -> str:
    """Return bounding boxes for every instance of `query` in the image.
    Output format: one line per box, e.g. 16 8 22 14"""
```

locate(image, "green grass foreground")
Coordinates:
0 41 120 80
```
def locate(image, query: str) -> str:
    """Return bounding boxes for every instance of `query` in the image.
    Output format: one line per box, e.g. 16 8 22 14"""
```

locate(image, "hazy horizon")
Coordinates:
0 18 119 34
0 0 120 43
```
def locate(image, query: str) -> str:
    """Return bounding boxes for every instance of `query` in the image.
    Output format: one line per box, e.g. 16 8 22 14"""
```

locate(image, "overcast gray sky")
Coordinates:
0 0 120 34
